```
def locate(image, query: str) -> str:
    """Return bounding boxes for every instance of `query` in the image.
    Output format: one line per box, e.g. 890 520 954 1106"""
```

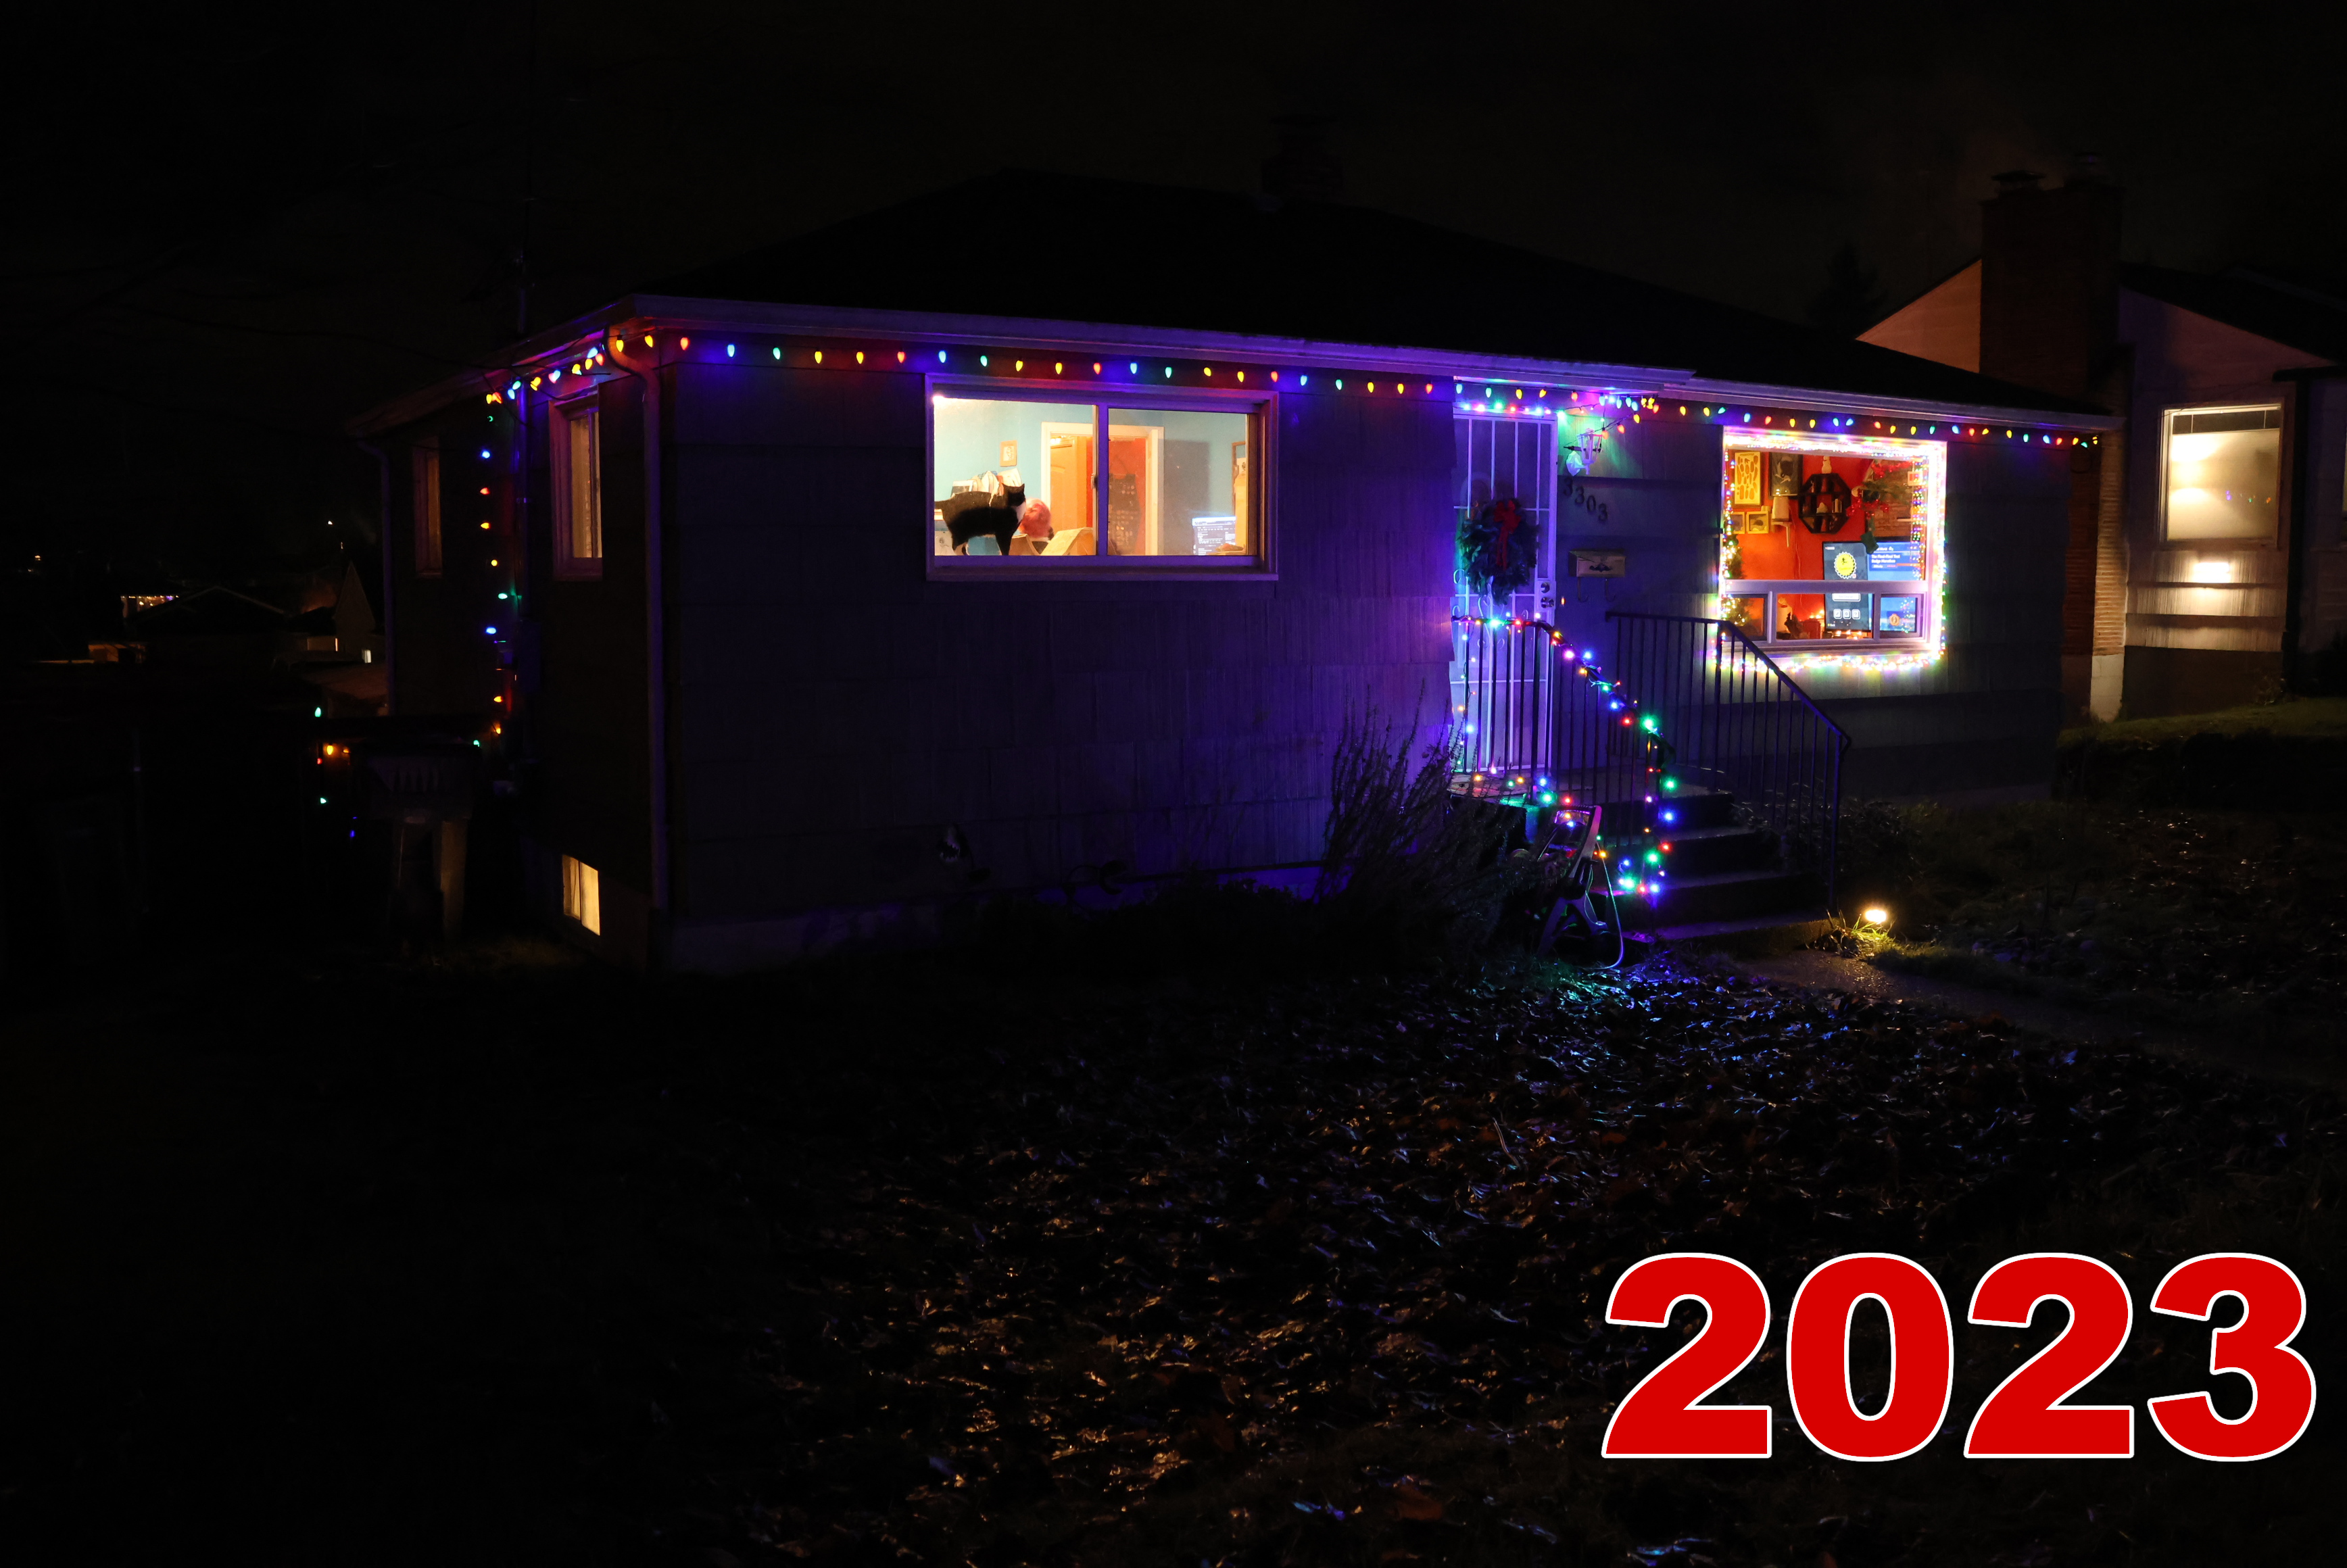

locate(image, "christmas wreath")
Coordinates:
1459 497 1537 597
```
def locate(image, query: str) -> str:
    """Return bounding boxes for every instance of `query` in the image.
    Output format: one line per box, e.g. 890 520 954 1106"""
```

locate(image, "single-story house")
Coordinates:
1861 168 2346 718
352 172 2112 971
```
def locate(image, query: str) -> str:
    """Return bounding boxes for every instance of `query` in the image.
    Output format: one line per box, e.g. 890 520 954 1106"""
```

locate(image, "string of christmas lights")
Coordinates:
475 336 2104 449
1449 615 1677 903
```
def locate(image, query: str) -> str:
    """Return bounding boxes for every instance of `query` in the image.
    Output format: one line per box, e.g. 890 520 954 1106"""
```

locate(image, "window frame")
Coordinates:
411 443 443 577
551 394 604 579
924 376 1276 579
1716 428 1947 655
2159 402 2282 546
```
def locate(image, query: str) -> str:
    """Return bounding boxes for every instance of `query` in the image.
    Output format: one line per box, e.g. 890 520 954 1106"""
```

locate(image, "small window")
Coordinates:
2164 405 2279 541
561 854 601 935
930 391 1261 565
412 446 443 576
553 400 602 577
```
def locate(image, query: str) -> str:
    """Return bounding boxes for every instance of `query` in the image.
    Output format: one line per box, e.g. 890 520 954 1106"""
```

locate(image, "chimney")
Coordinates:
1978 159 2122 403
1261 115 1345 204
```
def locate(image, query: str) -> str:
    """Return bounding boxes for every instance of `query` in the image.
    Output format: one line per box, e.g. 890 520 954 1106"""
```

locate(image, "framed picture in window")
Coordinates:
1730 449 1764 508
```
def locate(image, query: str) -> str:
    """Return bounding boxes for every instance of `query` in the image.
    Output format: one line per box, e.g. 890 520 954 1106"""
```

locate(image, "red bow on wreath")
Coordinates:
1490 497 1522 570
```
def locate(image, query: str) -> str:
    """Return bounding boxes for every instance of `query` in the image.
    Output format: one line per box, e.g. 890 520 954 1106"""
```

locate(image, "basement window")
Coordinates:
1717 429 1944 652
562 854 601 935
929 388 1262 570
2163 405 2279 543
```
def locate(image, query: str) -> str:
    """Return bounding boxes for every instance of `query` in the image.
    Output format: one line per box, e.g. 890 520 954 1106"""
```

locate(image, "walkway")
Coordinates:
1726 949 2347 1094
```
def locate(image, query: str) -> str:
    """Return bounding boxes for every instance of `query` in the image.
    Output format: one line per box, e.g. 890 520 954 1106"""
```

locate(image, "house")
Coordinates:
351 172 2111 971
1862 170 2347 718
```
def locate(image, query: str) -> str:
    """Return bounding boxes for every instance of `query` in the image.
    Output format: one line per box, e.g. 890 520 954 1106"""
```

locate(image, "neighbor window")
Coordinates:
930 391 1260 564
2163 405 2279 542
1717 431 1945 650
412 445 442 576
561 854 601 935
553 399 602 576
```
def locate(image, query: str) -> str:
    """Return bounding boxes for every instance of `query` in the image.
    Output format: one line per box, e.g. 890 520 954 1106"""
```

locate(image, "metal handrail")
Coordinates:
1605 612 1854 909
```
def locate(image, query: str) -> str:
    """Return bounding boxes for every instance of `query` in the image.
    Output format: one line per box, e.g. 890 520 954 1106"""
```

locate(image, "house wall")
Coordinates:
2118 291 2331 716
386 406 504 717
1859 260 1981 372
658 364 1453 970
383 383 657 964
1579 418 2075 802
524 375 656 961
2298 374 2347 672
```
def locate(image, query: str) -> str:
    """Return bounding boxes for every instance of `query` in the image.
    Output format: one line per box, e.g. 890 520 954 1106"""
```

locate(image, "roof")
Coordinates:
130 585 289 635
2119 264 2346 364
644 170 2104 417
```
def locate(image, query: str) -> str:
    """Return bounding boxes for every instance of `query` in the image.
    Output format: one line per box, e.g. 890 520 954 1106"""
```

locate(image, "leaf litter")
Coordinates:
648 955 2342 1567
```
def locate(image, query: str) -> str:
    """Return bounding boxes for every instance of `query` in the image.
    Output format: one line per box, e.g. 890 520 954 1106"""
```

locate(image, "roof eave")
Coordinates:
348 291 2118 437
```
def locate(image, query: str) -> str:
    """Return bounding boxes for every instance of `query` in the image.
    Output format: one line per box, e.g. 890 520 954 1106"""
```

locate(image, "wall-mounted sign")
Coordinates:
1830 546 1866 581
1826 592 1872 632
1877 595 1920 636
1571 549 1627 578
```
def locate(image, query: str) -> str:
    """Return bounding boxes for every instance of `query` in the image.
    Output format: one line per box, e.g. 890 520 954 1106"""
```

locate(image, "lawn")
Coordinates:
2065 694 2347 744
1835 798 2347 1052
3 916 2338 1566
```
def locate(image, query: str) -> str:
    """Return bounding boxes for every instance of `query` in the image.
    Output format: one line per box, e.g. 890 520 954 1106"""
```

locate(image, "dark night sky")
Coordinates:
9 1 2343 589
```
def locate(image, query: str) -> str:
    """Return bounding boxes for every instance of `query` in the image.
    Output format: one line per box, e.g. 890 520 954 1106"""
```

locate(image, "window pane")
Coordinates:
1721 594 1767 637
412 447 442 574
932 397 1097 556
1776 593 1826 640
1106 407 1253 556
1824 591 1872 637
2167 412 2279 540
566 409 601 561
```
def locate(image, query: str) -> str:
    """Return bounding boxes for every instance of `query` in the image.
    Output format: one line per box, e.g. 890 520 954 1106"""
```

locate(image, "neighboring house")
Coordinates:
1863 171 2347 718
352 172 2109 971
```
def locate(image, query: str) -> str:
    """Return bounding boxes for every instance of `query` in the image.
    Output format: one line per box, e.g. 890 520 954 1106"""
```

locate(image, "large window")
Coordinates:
411 445 442 576
1718 431 1945 650
553 399 602 577
931 391 1259 564
2163 405 2279 541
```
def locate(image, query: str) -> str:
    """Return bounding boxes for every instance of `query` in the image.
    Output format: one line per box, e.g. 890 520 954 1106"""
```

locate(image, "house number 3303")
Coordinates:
1601 1252 2315 1461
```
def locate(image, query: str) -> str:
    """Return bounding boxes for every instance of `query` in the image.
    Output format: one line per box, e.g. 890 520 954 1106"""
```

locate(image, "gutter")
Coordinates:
355 293 2115 442
608 332 674 958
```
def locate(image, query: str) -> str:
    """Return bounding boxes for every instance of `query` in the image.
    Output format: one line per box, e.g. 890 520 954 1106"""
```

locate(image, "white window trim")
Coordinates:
552 395 604 579
925 377 1276 581
2159 402 2283 548
1717 428 1947 654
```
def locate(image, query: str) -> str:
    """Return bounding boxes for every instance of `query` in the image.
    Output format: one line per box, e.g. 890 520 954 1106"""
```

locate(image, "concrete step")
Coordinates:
1649 866 1820 926
1655 822 1778 877
1656 908 1833 956
1654 786 1740 831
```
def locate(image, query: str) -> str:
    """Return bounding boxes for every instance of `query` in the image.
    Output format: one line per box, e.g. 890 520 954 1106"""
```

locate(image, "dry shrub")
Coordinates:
1318 710 1543 964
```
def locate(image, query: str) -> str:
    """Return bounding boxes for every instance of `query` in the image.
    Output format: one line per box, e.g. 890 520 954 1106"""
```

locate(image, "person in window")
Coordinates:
1007 499 1052 554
